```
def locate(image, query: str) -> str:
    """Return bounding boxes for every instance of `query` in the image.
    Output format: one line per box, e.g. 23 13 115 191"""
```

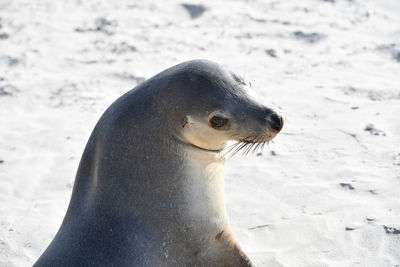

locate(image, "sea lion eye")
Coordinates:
210 116 228 129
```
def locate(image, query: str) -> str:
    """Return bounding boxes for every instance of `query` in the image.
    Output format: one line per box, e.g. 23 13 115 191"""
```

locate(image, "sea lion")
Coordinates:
34 59 283 266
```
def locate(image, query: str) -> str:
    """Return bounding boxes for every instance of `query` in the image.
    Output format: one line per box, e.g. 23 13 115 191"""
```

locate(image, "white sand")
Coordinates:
0 0 399 266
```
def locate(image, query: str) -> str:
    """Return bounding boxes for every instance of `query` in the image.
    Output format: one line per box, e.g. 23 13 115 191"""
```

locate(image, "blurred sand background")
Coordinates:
0 0 399 266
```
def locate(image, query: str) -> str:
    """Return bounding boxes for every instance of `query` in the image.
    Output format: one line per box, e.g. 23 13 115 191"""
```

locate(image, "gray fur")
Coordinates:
34 60 282 267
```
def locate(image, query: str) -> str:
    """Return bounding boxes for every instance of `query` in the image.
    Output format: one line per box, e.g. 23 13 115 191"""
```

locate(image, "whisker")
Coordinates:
244 143 255 156
224 140 244 153
223 141 243 159
261 141 266 151
222 134 274 159
251 137 263 154
244 137 259 156
224 142 239 150
229 142 249 158
242 144 250 156
253 142 262 154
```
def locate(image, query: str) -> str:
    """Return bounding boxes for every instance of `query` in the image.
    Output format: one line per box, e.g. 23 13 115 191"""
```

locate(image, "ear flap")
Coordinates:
182 116 189 128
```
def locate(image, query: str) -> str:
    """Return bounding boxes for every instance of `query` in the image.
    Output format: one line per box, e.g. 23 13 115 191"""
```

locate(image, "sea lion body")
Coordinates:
34 60 283 266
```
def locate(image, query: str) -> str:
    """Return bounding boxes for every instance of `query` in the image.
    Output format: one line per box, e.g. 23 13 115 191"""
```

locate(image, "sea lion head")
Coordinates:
156 60 284 155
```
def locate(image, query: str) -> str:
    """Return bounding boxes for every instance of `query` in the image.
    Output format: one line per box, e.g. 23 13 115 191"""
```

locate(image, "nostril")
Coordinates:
269 113 283 131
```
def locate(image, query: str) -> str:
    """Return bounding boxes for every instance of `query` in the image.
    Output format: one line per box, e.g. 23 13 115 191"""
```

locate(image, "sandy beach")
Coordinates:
0 0 399 266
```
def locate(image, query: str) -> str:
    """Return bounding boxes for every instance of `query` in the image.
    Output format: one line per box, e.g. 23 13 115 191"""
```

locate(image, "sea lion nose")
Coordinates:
268 112 284 132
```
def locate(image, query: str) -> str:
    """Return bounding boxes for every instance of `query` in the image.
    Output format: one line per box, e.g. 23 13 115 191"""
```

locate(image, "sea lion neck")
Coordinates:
69 101 226 218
